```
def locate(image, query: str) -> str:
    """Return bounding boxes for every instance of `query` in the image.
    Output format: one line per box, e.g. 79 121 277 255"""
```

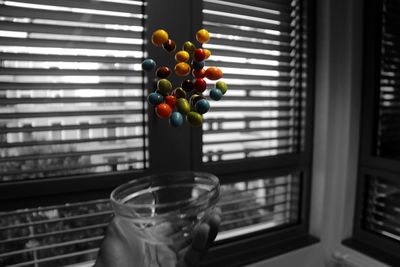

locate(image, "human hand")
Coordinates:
94 208 221 267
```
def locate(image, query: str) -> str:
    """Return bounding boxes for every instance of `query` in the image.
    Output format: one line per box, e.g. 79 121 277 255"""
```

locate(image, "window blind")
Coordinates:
363 175 400 243
377 0 400 159
0 0 147 182
0 173 299 266
202 0 302 162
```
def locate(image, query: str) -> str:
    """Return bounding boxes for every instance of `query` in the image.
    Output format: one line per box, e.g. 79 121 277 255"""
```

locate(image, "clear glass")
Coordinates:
110 171 220 265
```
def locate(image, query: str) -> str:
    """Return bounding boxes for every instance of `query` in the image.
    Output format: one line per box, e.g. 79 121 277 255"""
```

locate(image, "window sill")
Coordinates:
201 233 319 267
342 238 399 267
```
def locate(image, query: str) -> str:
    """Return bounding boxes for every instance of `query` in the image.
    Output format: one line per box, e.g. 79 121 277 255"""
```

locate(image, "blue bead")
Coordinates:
192 60 205 71
147 92 163 106
210 88 223 101
142 59 156 71
195 99 210 114
169 112 183 127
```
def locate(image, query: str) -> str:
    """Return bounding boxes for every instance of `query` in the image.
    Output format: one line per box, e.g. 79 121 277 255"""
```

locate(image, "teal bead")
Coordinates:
195 99 210 114
147 92 164 106
142 59 156 71
169 112 183 127
192 60 205 71
210 88 223 101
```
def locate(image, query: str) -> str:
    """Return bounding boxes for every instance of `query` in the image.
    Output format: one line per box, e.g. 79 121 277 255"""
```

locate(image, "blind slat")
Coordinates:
0 96 142 104
0 147 143 163
205 47 294 62
208 60 293 72
203 22 293 43
205 0 293 14
0 122 143 133
0 21 142 39
6 0 143 13
204 136 294 146
0 82 142 90
0 135 143 148
208 34 295 53
204 1 293 24
203 13 292 33
0 159 138 177
0 6 142 25
0 37 142 51
0 53 142 64
0 109 142 119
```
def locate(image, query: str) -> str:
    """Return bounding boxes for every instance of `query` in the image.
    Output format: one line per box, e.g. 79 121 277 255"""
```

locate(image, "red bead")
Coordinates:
155 103 172 118
192 68 206 79
194 78 207 93
194 49 206 62
165 95 177 109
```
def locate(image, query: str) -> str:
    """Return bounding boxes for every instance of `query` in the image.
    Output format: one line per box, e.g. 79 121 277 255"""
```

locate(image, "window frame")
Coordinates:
0 0 317 265
343 0 400 265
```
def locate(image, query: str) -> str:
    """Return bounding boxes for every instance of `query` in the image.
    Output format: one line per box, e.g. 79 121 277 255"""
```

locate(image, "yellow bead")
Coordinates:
175 62 191 76
203 49 211 59
175 50 190 62
196 29 210 43
151 29 169 46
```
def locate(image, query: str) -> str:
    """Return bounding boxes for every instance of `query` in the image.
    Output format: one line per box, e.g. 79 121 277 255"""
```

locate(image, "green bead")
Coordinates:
183 41 196 56
216 81 228 95
176 98 191 114
187 112 203 127
157 79 172 94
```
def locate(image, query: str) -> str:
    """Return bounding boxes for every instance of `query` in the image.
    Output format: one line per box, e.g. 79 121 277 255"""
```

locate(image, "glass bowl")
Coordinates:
110 171 220 246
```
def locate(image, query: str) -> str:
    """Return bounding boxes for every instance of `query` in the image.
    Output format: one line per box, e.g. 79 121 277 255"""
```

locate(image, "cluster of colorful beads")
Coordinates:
142 29 228 127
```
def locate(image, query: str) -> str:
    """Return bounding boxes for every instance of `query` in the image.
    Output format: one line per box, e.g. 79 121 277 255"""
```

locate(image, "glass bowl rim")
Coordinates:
110 171 220 210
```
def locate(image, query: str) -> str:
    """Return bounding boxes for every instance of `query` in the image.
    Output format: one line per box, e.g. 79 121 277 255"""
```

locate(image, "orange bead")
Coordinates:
196 29 210 44
205 67 223 80
175 62 191 76
155 103 172 118
151 29 169 46
203 49 211 59
192 68 206 79
175 50 190 62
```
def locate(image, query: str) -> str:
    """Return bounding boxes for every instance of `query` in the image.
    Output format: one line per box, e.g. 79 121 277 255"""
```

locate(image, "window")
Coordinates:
194 0 316 265
343 0 400 265
0 0 315 266
0 0 148 182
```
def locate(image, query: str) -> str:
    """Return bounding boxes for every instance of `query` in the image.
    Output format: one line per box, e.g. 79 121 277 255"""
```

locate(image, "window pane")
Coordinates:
217 173 300 241
202 0 302 162
363 175 400 242
376 0 400 159
0 200 112 267
0 0 148 182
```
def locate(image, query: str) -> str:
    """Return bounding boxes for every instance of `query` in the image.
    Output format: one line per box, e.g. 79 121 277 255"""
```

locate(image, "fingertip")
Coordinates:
192 223 210 251
209 213 221 228
214 207 222 216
